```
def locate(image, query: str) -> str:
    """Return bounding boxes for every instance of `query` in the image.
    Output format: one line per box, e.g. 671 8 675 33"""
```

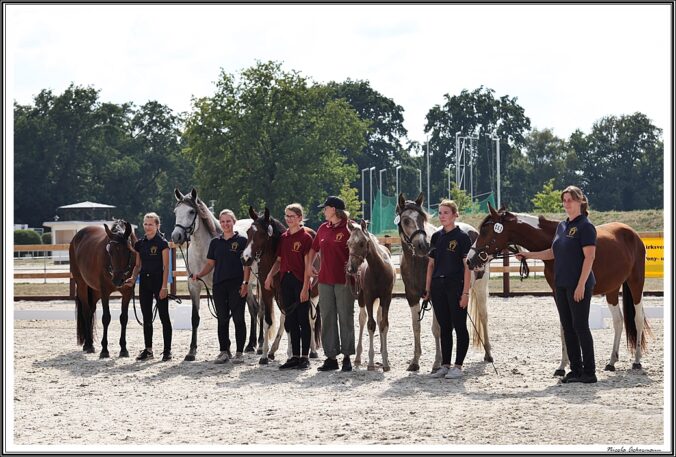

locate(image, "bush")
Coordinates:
41 232 52 244
14 229 42 245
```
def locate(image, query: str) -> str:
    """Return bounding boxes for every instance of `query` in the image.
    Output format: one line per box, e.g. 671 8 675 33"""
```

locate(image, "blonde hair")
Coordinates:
218 209 237 222
144 212 161 226
285 203 304 218
335 208 350 221
561 186 589 216
439 199 459 215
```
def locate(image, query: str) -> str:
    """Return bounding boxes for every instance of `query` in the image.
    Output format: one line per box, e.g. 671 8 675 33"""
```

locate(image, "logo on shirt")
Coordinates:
292 241 302 252
567 227 577 238
448 240 457 252
150 245 158 255
230 242 239 251
335 233 344 242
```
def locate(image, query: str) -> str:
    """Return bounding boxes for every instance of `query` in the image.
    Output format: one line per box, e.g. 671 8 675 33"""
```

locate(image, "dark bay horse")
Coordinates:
171 188 259 361
346 220 396 371
240 206 321 365
70 219 136 357
396 193 491 372
467 203 650 374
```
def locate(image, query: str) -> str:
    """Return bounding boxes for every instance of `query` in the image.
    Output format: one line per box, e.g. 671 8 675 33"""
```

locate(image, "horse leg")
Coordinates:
632 299 645 370
245 292 258 353
185 285 201 361
555 324 569 376
379 297 391 372
268 312 285 361
366 299 377 371
354 301 366 366
407 298 422 372
259 296 275 364
119 292 130 357
257 303 265 355
605 290 623 371
99 297 111 359
471 276 493 362
308 300 319 358
431 311 442 372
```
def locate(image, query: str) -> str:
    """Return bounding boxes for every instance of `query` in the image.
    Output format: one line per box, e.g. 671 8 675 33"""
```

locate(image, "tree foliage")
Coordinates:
531 179 562 213
14 229 42 245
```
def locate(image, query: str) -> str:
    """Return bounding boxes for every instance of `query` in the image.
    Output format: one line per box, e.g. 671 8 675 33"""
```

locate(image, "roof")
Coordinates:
57 201 116 209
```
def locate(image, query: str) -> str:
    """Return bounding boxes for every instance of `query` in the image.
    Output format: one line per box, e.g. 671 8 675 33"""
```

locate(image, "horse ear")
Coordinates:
249 206 257 220
397 193 406 212
488 202 499 218
360 219 368 232
123 221 132 239
175 188 183 201
347 222 353 232
264 207 270 221
103 223 113 238
415 192 424 207
190 188 198 200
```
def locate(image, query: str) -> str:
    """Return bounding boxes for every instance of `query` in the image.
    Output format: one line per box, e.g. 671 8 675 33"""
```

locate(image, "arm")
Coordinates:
125 252 142 286
422 257 434 300
300 252 312 302
264 257 281 290
305 248 318 286
160 248 169 299
516 248 555 261
459 258 471 309
574 245 596 302
192 259 215 280
240 265 251 297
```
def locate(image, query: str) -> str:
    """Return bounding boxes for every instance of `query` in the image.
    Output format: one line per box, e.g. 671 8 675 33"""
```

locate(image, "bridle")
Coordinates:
106 236 135 279
173 200 199 242
396 203 428 252
472 218 530 280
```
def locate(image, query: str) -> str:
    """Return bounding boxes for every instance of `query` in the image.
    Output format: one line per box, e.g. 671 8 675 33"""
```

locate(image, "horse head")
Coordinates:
396 192 430 257
104 219 135 287
467 202 516 270
346 220 370 274
172 187 200 245
241 206 282 267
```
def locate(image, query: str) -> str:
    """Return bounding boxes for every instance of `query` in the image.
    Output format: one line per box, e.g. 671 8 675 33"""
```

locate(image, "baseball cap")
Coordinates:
317 196 346 210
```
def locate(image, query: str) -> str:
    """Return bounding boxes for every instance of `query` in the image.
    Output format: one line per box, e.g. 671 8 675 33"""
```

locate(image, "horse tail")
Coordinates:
622 281 651 353
468 272 489 349
75 286 96 345
468 289 482 348
76 292 86 346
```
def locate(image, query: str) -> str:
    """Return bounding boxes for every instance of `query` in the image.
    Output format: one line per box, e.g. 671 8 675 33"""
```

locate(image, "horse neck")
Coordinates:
509 217 558 251
364 234 388 271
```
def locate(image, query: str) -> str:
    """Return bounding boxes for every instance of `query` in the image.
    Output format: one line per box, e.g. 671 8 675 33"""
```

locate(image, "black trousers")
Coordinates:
213 278 246 353
555 286 596 375
139 272 171 351
281 272 311 357
430 276 469 366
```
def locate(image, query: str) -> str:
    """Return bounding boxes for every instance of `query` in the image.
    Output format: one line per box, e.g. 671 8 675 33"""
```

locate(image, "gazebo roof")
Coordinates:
57 201 116 209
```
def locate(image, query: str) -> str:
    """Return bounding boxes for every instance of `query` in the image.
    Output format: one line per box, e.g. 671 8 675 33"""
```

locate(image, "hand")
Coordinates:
574 284 585 302
515 253 527 261
239 283 248 298
459 293 469 309
300 287 309 302
264 275 273 291
124 276 136 287
190 274 199 282
421 290 429 301
159 288 168 300
311 266 319 277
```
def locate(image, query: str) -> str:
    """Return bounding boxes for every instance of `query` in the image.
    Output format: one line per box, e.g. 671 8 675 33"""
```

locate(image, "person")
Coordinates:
264 204 314 370
191 209 251 364
516 185 597 383
127 212 172 361
304 196 355 372
422 200 472 379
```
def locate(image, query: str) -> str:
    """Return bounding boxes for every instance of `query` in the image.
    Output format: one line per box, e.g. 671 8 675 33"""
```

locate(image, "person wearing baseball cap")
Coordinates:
303 195 355 372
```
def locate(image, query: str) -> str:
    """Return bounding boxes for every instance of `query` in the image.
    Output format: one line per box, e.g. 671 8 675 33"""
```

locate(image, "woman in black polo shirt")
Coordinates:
517 186 597 383
423 200 472 379
192 209 251 364
127 212 172 361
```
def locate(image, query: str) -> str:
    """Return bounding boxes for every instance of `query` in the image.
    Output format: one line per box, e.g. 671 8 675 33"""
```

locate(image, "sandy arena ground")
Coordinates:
9 295 667 451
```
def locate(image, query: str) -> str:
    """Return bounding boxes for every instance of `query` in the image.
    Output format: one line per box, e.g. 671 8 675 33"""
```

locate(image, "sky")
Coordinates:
5 3 672 145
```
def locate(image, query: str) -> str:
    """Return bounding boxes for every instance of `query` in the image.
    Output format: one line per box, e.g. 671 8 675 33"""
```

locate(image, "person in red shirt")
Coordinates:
304 196 355 372
264 204 314 370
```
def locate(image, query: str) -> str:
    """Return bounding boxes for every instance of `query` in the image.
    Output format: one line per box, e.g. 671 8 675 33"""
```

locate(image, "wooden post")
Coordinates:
502 249 510 297
170 247 177 296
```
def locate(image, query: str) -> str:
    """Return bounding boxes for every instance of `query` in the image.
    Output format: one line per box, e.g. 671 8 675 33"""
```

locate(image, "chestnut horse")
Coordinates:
396 193 492 372
240 206 321 365
346 220 397 371
70 219 136 358
467 203 650 375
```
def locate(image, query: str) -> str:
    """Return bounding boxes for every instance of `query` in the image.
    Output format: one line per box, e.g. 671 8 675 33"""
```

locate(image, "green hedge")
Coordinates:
41 232 52 244
14 229 42 245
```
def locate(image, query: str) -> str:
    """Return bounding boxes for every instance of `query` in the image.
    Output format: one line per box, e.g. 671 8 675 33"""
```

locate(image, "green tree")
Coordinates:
183 61 368 226
14 229 42 245
449 182 473 212
531 179 562 213
339 182 362 220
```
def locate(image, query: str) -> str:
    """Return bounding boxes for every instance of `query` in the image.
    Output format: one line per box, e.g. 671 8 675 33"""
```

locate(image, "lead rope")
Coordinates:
178 243 218 319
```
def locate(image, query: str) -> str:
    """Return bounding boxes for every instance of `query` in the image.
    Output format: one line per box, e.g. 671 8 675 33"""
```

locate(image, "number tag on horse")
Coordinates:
393 215 401 225
105 244 111 253
267 225 273 237
494 223 504 234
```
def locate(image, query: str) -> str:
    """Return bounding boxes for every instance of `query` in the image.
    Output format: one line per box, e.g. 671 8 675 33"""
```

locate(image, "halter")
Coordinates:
173 199 199 241
396 202 429 251
473 219 530 280
105 237 135 279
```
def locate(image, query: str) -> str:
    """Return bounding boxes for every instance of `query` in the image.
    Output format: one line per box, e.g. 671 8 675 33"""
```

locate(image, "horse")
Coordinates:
70 219 136 358
171 188 260 361
395 193 492 372
346 220 397 371
466 203 650 375
240 206 321 365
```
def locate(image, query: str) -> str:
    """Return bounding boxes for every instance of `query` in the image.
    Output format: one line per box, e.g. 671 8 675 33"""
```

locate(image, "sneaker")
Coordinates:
231 352 244 364
565 372 598 384
279 357 300 370
214 351 230 364
317 358 339 371
161 351 172 362
136 349 154 361
430 366 449 378
561 370 582 383
341 356 352 372
445 366 463 379
297 357 310 370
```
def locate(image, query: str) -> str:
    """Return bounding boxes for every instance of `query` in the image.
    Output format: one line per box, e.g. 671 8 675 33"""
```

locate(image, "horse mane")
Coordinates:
350 222 391 261
190 197 220 238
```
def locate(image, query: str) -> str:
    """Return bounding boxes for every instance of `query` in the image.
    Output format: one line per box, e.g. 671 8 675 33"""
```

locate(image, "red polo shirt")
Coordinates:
311 219 351 285
276 228 314 281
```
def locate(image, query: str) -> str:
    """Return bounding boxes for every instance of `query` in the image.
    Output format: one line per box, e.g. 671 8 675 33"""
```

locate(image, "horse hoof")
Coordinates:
256 349 263 355
484 355 494 363
354 359 361 366
184 354 196 362
267 353 275 361
406 363 420 372
554 369 565 377
367 365 376 371
83 345 95 354
632 363 642 370
259 358 269 365
99 351 110 359
431 366 440 374
309 351 318 359
244 346 256 353
604 364 616 372
119 350 129 358
383 366 391 372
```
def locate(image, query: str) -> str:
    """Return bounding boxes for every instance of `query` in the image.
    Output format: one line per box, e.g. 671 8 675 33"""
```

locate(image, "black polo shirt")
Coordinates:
134 235 169 274
428 226 471 279
207 232 247 284
552 215 597 289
